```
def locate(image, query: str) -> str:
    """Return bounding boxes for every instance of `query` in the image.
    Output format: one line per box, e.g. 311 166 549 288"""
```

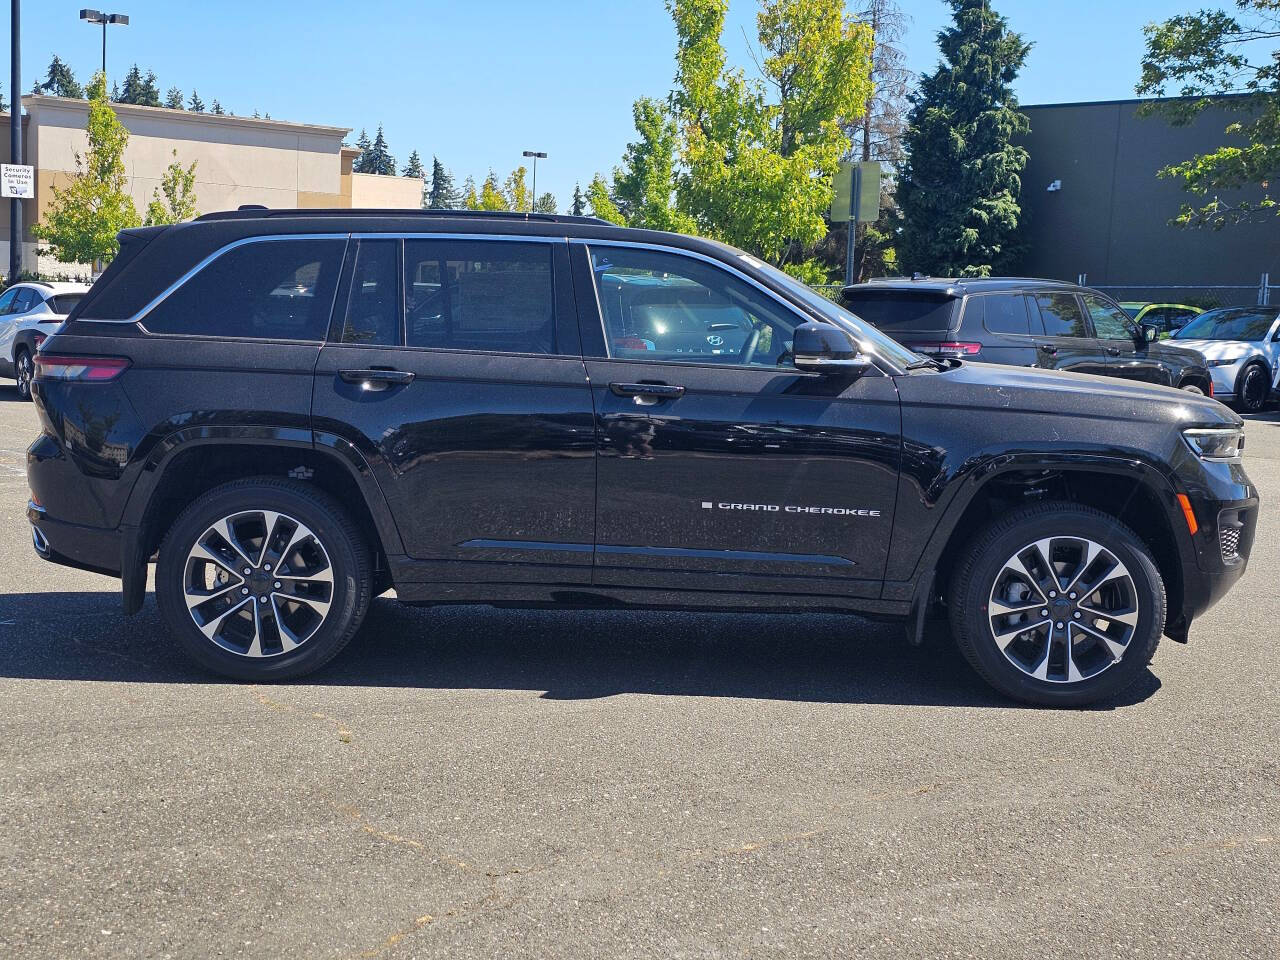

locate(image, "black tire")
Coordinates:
14 347 32 401
156 478 372 681
1234 361 1269 414
1179 382 1205 397
948 502 1165 708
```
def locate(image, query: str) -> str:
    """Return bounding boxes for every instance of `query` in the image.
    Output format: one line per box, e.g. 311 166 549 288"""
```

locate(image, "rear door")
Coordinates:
311 234 596 587
1030 292 1110 376
1082 292 1170 385
957 292 1038 367
576 241 901 600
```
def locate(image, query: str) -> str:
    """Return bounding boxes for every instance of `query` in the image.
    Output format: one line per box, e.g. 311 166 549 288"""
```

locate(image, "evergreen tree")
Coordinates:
363 125 396 176
36 55 84 98
188 89 205 113
402 150 425 179
211 100 225 115
116 64 159 106
533 192 557 214
0 83 7 113
352 129 372 173
164 86 184 109
461 175 478 209
110 81 120 101
140 70 161 107
427 156 462 208
895 0 1030 276
570 183 585 217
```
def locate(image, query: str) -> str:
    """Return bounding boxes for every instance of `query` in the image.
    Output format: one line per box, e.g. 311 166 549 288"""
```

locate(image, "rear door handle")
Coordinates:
1037 344 1058 356
339 368 415 390
609 382 685 405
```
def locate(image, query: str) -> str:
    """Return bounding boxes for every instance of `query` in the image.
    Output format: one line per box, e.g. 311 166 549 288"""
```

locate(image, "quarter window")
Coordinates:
977 294 1031 335
143 239 345 340
339 240 400 345
589 246 799 366
1034 293 1090 338
1082 294 1137 340
404 240 556 354
11 288 37 314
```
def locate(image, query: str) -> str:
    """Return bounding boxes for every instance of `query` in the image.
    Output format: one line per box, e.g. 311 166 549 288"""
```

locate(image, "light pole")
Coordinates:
10 0 21 282
522 150 546 213
79 9 129 78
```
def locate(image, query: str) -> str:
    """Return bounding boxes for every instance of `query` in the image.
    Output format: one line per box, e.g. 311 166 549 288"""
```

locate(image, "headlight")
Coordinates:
1183 427 1245 462
1207 357 1241 367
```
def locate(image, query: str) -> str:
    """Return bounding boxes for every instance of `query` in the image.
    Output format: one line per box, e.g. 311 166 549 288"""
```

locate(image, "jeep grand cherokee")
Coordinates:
25 209 1258 706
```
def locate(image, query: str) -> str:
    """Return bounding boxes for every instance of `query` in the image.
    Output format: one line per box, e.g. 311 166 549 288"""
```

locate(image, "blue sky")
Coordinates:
4 1 1183 206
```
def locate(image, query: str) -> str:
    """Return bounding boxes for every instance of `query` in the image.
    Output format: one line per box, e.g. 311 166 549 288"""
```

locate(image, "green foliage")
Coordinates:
33 74 140 266
505 166 531 212
164 86 184 109
781 258 835 285
614 97 695 232
188 90 205 113
1137 0 1279 227
402 150 425 179
895 0 1030 277
211 100 225 116
37 55 84 98
428 157 463 209
117 65 161 107
666 0 874 263
586 174 626 224
570 183 586 216
355 125 396 175
533 192 558 214
144 150 199 226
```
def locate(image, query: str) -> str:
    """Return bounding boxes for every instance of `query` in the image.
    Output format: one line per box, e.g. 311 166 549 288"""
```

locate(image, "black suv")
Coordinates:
841 277 1215 396
26 210 1257 706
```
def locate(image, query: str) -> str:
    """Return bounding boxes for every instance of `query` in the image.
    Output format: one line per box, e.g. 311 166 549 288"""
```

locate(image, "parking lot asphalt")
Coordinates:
0 383 1277 960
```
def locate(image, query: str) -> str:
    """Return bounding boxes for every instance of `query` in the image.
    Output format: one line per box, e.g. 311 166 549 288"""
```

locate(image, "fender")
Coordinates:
884 448 1188 605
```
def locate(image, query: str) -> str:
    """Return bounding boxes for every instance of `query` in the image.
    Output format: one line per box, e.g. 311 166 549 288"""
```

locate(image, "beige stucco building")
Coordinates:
1 95 424 276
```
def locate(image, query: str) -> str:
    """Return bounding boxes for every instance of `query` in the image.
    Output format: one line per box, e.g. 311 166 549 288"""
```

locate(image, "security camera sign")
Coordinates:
1 164 34 199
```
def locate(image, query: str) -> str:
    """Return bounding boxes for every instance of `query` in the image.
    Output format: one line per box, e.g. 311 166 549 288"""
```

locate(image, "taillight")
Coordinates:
32 332 47 348
911 341 982 357
1207 380 1214 398
33 355 131 382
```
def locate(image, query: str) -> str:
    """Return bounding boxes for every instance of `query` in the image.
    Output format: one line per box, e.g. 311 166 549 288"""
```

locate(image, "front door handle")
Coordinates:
1037 343 1058 356
609 382 685 400
339 368 415 391
1105 346 1121 356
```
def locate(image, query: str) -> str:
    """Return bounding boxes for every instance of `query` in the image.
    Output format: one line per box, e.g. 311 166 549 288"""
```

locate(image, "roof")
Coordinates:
12 280 91 294
194 207 612 226
844 277 1080 297
21 94 350 138
1020 92 1259 112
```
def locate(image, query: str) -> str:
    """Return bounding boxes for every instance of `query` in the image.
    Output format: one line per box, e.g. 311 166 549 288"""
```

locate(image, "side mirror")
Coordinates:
1141 324 1158 343
792 322 871 374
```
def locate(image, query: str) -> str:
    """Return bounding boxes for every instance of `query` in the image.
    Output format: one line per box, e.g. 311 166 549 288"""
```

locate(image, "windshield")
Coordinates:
745 258 928 370
1173 307 1279 342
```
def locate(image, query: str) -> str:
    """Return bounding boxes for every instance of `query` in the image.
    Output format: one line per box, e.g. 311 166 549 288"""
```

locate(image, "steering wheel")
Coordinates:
738 328 761 365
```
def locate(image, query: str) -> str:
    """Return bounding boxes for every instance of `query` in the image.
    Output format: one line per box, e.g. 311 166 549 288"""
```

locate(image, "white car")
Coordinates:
0 281 91 401
1169 305 1280 413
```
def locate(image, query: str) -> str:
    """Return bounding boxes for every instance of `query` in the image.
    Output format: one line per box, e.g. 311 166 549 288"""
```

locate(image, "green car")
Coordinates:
1120 302 1203 335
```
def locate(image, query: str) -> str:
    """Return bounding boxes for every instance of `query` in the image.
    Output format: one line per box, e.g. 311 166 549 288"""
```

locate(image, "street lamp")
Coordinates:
79 9 129 79
522 150 547 213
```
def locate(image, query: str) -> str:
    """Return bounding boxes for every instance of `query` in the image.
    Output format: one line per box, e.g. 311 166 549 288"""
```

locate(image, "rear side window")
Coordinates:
47 293 84 314
404 239 556 354
1034 293 1090 337
840 291 957 332
143 239 345 340
971 293 1031 335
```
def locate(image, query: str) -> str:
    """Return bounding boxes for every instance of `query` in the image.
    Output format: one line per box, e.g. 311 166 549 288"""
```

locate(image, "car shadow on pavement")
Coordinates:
1240 409 1280 425
0 592 1161 710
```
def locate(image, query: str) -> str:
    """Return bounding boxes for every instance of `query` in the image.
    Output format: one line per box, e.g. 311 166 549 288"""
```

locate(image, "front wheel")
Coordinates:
1179 382 1205 397
14 348 32 401
948 502 1165 707
156 478 372 681
1235 362 1269 414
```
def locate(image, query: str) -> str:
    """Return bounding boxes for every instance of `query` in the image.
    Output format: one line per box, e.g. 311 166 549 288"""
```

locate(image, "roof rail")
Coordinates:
195 207 613 226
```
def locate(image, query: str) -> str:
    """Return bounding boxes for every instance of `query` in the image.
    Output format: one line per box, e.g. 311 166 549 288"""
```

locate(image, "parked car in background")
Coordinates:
840 278 1215 395
1169 305 1280 413
0 281 91 400
1120 302 1203 336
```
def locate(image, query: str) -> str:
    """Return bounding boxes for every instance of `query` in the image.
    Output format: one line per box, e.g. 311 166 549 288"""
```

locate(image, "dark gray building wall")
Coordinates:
1013 98 1277 287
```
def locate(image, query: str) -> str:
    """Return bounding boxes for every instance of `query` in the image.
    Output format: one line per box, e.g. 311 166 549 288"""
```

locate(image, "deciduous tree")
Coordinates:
144 150 199 225
614 96 694 232
33 74 140 265
1138 0 1279 227
586 173 625 224
895 0 1030 276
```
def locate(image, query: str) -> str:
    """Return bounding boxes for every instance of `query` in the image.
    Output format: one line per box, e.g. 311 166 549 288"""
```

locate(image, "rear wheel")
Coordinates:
1235 362 1269 413
948 502 1165 707
156 479 372 681
1179 382 1205 397
14 348 32 401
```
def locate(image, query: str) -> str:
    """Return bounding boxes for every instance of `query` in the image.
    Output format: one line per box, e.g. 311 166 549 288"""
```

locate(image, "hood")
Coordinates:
1166 338 1260 362
908 360 1240 428
1147 340 1210 365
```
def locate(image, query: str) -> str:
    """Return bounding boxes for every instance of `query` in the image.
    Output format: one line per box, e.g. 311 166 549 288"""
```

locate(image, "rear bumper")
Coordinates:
28 501 125 578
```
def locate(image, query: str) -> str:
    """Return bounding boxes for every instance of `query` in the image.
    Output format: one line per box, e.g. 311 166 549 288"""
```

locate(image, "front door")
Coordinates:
574 242 901 599
1082 292 1171 386
1030 292 1111 377
312 235 596 586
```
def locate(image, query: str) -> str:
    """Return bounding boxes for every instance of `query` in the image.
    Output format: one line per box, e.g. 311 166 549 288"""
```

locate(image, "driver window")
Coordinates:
1083 294 1138 340
588 246 798 367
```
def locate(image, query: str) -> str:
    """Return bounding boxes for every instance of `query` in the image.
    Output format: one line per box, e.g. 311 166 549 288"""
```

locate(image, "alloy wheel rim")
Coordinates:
16 354 31 395
1243 367 1266 407
183 510 334 658
987 536 1138 684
